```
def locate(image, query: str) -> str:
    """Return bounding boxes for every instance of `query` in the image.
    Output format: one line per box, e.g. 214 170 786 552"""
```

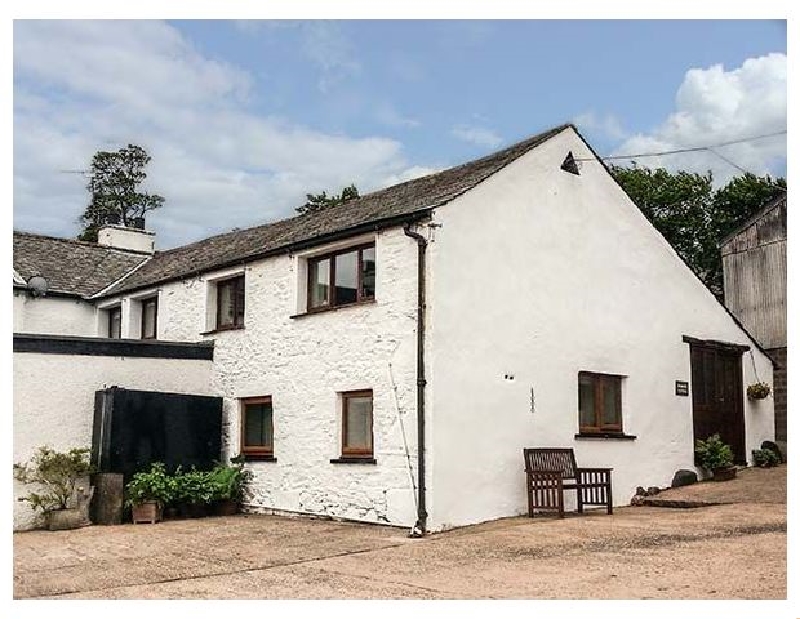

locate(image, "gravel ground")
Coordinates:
13 466 786 599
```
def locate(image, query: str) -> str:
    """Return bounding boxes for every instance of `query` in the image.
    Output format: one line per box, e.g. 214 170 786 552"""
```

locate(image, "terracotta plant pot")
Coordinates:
712 466 737 482
132 500 162 524
46 507 85 531
213 499 238 516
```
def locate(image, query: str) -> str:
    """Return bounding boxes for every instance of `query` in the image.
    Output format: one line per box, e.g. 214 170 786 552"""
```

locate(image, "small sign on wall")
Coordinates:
675 380 690 396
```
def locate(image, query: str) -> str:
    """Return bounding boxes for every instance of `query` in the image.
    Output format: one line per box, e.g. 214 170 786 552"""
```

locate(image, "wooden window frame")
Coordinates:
107 306 121 339
140 296 158 340
240 396 274 457
215 274 245 331
307 243 375 312
578 371 623 434
341 389 374 458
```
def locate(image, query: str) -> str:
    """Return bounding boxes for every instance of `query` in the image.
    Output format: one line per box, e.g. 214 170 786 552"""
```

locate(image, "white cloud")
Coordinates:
451 125 502 149
612 53 786 184
13 20 428 249
573 111 627 141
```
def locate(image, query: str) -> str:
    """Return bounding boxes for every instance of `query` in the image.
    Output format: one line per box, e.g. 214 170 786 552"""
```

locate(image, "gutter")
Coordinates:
403 223 428 537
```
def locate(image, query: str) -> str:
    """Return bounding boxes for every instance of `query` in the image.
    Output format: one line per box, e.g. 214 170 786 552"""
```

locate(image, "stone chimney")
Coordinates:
97 218 156 254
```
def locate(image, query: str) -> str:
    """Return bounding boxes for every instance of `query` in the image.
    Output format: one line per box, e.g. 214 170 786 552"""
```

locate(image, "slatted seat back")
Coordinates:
524 448 578 481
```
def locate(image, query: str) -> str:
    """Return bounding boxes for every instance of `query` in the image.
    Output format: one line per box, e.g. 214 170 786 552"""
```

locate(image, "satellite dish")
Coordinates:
27 275 48 297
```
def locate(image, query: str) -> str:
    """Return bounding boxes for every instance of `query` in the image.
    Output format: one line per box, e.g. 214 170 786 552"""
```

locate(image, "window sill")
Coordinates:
290 299 376 319
201 325 245 335
240 454 276 462
575 432 637 441
330 457 377 465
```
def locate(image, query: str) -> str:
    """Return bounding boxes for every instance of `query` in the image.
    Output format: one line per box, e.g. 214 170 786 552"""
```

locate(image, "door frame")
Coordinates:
684 335 748 465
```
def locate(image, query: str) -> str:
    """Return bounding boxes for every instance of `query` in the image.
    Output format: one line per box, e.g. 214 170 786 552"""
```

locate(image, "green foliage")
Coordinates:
178 468 216 505
752 448 780 468
610 166 785 297
296 183 360 215
746 382 771 399
208 463 252 502
14 446 93 512
695 434 734 470
78 143 165 242
125 462 172 507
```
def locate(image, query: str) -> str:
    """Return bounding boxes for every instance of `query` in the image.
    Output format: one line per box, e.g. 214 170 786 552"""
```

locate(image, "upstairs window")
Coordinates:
216 275 245 330
308 243 375 311
107 306 121 339
140 297 158 339
578 372 623 434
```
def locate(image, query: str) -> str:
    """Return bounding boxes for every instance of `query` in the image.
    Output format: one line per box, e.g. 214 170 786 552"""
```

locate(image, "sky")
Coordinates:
13 19 787 249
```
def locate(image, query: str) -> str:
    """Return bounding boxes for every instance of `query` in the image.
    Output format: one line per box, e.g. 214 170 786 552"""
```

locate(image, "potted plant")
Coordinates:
181 468 214 518
695 434 736 481
209 461 251 516
747 382 771 400
752 448 780 468
125 462 171 524
14 446 93 531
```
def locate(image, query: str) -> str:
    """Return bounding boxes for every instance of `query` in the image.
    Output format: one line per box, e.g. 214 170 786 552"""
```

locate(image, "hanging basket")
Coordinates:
746 382 771 400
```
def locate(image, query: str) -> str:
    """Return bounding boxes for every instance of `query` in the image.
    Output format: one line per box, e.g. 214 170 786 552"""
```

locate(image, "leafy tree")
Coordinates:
611 165 785 298
296 183 360 215
78 144 165 242
14 446 93 512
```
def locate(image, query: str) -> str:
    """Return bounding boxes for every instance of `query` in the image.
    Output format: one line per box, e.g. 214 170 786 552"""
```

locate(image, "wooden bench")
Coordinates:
523 448 613 518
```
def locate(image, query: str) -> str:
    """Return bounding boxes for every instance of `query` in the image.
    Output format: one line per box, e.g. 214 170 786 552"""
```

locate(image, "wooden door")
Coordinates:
689 344 746 464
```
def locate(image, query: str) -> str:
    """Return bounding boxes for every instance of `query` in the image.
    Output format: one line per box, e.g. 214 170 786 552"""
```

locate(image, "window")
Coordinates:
341 390 373 457
216 275 245 330
107 306 121 339
578 372 622 433
140 297 158 339
240 397 274 457
307 243 375 311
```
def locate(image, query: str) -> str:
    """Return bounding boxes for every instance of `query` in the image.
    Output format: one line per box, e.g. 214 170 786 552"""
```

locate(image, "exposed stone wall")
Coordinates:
154 227 421 527
767 347 787 445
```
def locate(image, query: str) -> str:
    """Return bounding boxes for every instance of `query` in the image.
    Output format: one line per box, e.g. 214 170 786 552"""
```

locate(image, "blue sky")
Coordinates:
13 20 787 248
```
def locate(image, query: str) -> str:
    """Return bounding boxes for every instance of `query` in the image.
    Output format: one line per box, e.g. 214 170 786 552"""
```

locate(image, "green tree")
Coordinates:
78 144 165 242
296 183 360 215
611 165 785 298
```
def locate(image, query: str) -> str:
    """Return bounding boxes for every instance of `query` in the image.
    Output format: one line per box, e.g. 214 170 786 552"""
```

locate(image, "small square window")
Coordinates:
341 390 373 458
240 397 274 456
578 372 623 434
307 243 375 311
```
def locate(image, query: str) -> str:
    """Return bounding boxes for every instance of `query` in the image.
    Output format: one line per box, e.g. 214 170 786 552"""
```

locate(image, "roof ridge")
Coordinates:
12 230 146 256
152 123 573 257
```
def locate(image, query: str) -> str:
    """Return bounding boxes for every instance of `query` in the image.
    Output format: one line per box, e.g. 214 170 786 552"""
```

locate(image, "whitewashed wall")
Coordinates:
13 352 213 530
148 227 421 527
13 291 97 336
426 127 775 530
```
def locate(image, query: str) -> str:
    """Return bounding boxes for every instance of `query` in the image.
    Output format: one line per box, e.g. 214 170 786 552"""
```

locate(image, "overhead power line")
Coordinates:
575 129 787 162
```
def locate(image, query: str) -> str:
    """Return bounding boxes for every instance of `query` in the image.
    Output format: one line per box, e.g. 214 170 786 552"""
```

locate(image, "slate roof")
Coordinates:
12 231 149 297
101 123 571 297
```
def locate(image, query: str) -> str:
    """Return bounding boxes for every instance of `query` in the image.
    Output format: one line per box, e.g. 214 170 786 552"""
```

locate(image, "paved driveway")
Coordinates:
13 467 786 599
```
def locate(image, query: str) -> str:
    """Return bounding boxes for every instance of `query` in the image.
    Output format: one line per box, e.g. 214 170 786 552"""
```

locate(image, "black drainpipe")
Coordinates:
403 222 428 537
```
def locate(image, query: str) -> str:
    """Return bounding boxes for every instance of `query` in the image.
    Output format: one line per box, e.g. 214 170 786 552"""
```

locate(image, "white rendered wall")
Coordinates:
146 227 421 527
13 353 213 530
426 127 775 531
13 291 97 336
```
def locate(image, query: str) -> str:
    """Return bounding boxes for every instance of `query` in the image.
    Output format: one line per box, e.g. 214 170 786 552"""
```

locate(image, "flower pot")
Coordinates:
132 500 162 524
163 505 181 520
46 507 85 531
712 466 737 482
213 499 238 516
186 502 208 518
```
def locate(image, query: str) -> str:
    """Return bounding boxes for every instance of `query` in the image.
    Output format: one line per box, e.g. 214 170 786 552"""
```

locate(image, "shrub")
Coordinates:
14 446 93 513
752 448 780 468
179 467 215 505
125 462 172 507
208 462 251 502
695 434 734 470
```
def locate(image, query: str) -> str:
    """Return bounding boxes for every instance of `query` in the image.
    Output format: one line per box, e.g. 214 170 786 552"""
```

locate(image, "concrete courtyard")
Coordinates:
13 466 786 599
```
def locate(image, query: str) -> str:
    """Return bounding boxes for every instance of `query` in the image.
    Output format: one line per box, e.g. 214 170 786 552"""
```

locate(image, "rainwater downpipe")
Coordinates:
403 222 428 537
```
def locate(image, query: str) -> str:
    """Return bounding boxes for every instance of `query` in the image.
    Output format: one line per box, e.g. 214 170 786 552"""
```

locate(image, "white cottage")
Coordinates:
13 124 775 533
